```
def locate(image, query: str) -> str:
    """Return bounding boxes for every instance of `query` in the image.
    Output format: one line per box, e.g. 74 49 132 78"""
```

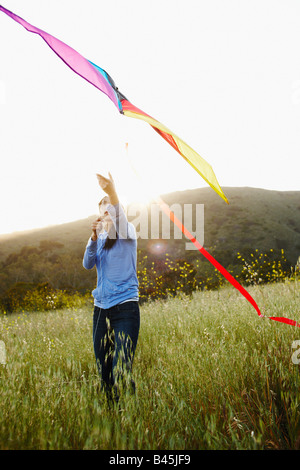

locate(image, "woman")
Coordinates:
83 172 140 404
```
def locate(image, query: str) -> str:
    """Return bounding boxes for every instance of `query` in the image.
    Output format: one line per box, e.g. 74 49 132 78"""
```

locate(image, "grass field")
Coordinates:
0 280 299 450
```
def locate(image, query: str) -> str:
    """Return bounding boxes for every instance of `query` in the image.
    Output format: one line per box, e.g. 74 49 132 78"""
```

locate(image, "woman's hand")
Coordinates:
91 217 103 241
96 172 115 194
96 172 118 205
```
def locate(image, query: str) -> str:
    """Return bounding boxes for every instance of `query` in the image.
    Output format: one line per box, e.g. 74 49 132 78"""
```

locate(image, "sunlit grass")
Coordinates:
0 280 299 450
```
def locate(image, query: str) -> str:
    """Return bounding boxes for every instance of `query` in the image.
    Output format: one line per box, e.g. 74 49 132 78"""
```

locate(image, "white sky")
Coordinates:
0 0 300 234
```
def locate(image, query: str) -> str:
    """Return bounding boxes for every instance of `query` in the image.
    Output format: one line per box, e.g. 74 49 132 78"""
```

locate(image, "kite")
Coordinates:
0 4 227 204
1 5 299 328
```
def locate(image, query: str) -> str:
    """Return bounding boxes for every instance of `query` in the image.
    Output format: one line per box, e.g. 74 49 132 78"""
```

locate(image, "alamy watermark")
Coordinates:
291 340 300 365
128 203 204 250
101 203 204 250
0 340 6 365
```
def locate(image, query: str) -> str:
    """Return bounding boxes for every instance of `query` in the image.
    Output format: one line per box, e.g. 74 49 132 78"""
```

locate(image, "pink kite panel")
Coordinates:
0 5 119 109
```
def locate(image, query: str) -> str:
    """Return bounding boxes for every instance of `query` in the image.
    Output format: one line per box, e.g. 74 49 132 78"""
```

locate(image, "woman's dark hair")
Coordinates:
104 227 118 250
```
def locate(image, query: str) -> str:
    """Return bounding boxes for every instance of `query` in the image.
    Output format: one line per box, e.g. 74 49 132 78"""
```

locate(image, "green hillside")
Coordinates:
2 186 299 265
0 187 299 310
160 186 300 266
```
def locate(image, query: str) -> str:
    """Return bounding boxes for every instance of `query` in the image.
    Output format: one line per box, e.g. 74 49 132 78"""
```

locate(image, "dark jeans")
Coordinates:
93 301 140 402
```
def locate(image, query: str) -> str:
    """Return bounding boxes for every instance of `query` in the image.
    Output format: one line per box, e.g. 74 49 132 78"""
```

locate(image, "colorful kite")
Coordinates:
1 5 299 328
0 4 227 204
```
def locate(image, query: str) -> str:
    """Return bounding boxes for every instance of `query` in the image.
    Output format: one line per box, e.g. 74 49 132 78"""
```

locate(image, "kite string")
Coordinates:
125 143 300 328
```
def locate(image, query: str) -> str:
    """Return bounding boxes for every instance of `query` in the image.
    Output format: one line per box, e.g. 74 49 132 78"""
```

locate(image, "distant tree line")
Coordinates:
0 239 295 313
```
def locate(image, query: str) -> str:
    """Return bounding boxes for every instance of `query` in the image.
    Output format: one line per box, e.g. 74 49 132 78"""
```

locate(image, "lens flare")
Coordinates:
147 239 168 255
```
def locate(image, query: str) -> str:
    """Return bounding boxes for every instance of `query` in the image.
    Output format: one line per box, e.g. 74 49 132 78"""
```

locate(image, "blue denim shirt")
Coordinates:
83 203 139 309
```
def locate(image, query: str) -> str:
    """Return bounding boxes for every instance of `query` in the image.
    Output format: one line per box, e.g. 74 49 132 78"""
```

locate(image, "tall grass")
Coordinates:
0 280 299 450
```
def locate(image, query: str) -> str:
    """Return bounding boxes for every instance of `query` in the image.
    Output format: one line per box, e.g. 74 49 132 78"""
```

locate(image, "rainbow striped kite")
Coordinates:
0 4 227 204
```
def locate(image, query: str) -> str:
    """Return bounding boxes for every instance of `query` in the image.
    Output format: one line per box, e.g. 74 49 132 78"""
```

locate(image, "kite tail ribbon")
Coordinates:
156 197 300 328
125 143 299 328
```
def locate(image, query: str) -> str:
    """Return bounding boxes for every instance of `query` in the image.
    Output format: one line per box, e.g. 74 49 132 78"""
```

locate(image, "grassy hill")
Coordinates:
1 186 299 266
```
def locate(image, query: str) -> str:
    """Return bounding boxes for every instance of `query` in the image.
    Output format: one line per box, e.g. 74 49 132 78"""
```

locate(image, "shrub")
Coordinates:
0 282 89 314
236 249 291 285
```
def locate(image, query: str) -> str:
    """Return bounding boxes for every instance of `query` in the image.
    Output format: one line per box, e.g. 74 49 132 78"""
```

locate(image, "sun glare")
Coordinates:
112 142 159 207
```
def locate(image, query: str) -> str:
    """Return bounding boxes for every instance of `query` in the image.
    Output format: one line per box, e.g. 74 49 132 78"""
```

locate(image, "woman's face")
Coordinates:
99 197 111 221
